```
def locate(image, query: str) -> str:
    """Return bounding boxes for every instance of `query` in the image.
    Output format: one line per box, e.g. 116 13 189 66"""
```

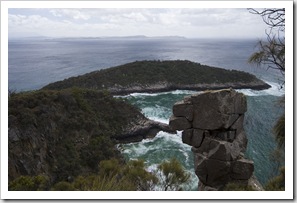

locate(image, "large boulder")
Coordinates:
169 88 259 190
191 89 247 130
194 152 231 188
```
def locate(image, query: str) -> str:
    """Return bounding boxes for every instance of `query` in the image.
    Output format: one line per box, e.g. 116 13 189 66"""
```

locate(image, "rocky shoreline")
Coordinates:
114 118 175 143
111 80 271 142
95 78 271 142
108 81 271 95
108 81 271 142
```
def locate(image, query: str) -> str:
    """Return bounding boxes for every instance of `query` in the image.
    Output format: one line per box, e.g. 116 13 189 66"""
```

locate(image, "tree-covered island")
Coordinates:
43 60 271 94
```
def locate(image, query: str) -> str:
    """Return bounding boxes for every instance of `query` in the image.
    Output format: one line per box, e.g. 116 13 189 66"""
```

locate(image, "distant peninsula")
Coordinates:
43 60 271 95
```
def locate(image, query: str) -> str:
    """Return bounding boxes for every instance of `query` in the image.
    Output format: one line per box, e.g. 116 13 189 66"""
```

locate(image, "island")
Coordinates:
42 60 271 94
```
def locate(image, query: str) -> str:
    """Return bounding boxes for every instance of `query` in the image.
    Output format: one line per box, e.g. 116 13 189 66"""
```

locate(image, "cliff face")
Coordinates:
8 88 171 184
169 89 262 190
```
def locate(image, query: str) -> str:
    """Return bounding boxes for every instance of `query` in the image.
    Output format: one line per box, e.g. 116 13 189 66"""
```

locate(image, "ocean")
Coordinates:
8 37 285 190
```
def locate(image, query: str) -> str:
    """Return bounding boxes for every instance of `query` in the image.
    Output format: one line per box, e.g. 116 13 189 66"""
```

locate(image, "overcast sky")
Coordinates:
8 8 268 39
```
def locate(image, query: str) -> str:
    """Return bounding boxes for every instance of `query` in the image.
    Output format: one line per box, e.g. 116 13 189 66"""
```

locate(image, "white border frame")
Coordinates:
1 1 294 200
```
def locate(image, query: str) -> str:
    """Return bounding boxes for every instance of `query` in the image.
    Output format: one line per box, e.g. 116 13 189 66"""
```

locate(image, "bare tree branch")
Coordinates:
248 8 285 31
248 8 285 77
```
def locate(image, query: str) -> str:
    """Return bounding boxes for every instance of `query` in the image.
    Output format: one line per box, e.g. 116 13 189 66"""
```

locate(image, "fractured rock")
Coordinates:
227 141 242 161
173 100 193 121
192 129 205 148
208 141 231 161
194 152 231 188
169 115 191 131
191 89 247 130
206 159 231 188
230 114 245 132
182 129 193 146
233 131 248 152
169 88 257 190
182 128 207 148
231 158 254 180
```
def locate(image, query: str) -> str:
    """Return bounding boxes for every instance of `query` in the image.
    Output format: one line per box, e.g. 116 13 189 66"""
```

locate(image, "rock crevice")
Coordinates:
169 88 258 190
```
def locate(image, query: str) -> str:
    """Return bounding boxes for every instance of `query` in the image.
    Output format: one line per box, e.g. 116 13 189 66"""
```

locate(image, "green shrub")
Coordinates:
98 158 122 177
80 136 119 170
51 181 75 191
122 159 158 191
9 175 50 191
265 167 285 191
157 158 190 191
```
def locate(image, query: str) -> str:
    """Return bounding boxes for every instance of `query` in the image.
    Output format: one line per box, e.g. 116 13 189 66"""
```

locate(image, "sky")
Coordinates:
8 8 269 39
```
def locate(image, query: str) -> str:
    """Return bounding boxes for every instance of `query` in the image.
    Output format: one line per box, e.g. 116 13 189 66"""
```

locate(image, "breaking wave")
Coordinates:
236 81 285 97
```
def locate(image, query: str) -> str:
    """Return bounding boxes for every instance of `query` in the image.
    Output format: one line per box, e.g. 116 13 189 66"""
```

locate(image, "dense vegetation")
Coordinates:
9 158 190 191
9 88 191 191
9 88 144 186
43 60 269 94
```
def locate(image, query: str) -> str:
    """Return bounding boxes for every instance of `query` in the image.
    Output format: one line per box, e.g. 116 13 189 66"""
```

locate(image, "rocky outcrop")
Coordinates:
169 88 260 190
107 82 271 95
114 119 174 143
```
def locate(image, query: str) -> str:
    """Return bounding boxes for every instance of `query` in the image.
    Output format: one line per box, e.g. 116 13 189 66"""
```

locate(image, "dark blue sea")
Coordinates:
8 38 285 190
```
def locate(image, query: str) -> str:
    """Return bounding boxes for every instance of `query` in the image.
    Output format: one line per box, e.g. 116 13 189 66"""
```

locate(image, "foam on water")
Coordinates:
118 81 284 99
119 80 284 188
169 90 199 95
237 81 285 97
141 106 169 124
117 89 199 98
119 131 198 190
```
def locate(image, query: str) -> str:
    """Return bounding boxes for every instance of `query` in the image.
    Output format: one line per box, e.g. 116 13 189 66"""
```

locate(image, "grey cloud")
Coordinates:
8 8 268 38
